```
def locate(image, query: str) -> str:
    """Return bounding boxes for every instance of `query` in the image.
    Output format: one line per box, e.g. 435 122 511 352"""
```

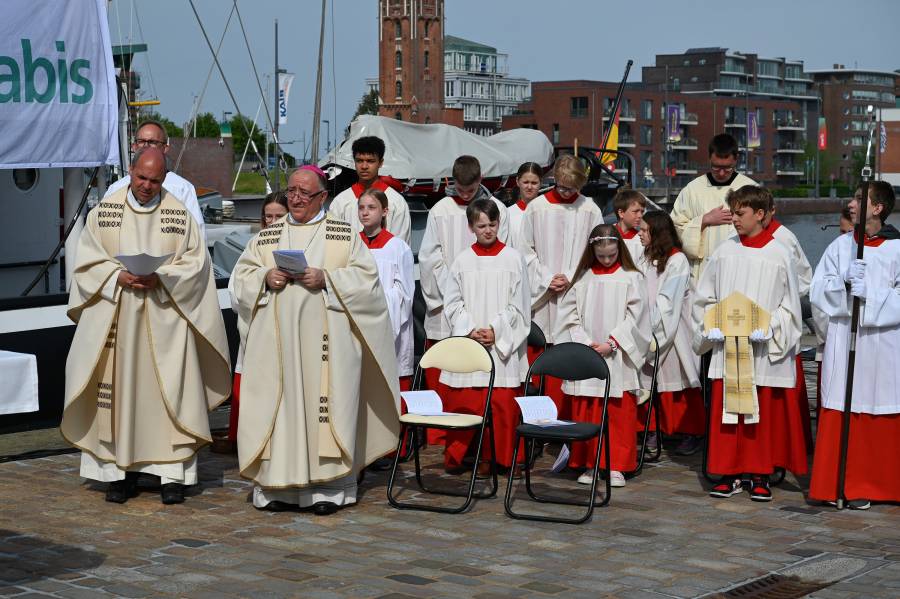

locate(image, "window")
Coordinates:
552 123 559 144
424 50 429 69
395 50 402 69
394 20 401 39
683 59 690 66
640 124 652 146
641 99 653 120
395 80 402 98
570 96 588 118
12 168 38 192
699 58 707 65
423 20 430 38
852 89 879 101
853 73 893 86
395 111 402 120
757 61 778 77
882 92 896 103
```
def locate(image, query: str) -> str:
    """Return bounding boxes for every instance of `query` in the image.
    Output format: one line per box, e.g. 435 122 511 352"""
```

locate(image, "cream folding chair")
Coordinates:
386 336 497 514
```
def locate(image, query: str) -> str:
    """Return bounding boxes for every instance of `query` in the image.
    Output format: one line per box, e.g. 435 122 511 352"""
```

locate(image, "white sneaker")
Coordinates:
610 471 626 487
576 471 595 485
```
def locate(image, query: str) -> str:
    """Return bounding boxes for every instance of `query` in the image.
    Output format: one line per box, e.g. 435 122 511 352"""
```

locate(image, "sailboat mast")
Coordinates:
274 19 280 192
310 0 327 163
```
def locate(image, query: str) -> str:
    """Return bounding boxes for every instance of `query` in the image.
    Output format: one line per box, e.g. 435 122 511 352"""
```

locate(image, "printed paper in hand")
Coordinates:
400 390 455 416
273 250 309 274
115 253 174 276
514 395 576 427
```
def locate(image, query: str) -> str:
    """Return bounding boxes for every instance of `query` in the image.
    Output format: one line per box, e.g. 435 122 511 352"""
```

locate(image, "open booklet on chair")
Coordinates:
399 390 456 416
514 396 576 427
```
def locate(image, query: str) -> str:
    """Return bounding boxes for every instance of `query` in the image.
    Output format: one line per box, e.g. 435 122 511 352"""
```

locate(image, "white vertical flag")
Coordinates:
278 73 294 125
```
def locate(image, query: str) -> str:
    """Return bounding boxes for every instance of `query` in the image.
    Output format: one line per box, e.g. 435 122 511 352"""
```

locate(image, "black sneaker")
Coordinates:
709 477 742 498
105 472 138 503
749 476 772 502
674 435 703 456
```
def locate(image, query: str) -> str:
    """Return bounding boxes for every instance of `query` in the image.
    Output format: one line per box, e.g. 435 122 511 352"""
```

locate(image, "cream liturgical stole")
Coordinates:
62 188 231 468
704 292 771 424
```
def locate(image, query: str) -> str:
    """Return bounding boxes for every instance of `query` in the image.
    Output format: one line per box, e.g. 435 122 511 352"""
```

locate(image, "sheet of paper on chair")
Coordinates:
514 395 575 427
400 390 454 416
272 250 309 274
115 253 173 276
550 444 570 473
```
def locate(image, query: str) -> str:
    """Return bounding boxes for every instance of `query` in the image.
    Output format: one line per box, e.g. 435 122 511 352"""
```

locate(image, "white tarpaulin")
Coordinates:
0 0 119 168
320 115 553 180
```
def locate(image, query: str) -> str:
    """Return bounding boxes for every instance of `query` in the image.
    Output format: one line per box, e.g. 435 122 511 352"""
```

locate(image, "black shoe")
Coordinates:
368 457 394 471
674 435 703 456
709 477 742 498
258 500 294 512
105 472 139 503
749 476 772 502
160 483 185 505
311 501 339 516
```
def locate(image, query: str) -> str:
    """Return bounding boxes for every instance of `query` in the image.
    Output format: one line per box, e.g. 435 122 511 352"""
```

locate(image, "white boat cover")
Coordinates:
319 115 553 181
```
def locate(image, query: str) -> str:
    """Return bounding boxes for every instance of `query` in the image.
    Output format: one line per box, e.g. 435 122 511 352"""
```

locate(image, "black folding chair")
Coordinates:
387 336 498 514
633 334 662 477
504 342 611 524
525 321 547 396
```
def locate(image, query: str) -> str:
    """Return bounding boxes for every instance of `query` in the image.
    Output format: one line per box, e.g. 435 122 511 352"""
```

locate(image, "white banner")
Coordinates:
278 73 294 125
0 0 119 168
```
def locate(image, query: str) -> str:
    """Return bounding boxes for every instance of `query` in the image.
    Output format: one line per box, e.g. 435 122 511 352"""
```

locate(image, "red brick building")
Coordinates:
376 0 462 126
502 80 807 190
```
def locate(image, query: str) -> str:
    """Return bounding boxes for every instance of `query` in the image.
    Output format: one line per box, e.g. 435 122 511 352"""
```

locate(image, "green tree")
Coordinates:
192 112 221 138
138 111 183 138
352 89 379 120
229 114 267 157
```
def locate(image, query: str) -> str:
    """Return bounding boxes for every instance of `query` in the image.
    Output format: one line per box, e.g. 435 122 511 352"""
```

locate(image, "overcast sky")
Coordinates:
115 0 900 159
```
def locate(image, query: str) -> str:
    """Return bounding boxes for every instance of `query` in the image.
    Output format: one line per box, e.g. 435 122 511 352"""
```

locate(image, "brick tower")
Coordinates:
377 0 453 124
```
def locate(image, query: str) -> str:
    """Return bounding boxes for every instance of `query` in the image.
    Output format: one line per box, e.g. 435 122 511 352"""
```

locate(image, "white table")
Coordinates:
0 350 39 415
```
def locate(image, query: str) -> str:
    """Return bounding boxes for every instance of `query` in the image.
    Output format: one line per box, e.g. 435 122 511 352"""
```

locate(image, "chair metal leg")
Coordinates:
504 431 610 524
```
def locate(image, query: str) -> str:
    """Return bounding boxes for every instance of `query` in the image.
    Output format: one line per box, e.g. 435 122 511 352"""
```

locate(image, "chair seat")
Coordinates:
400 413 484 429
515 422 602 441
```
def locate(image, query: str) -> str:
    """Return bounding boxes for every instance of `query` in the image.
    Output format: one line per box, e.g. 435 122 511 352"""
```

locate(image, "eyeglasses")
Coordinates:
556 184 578 196
709 163 736 174
286 187 325 200
134 138 167 148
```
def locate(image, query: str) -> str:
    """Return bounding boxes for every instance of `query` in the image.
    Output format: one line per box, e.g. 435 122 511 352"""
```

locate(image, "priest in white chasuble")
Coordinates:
62 148 231 505
232 165 400 515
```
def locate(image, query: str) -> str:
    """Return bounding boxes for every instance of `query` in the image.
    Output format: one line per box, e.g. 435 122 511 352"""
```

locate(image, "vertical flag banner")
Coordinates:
880 122 887 154
818 117 827 150
747 112 760 149
598 104 619 168
666 105 682 142
278 73 295 125
0 0 119 168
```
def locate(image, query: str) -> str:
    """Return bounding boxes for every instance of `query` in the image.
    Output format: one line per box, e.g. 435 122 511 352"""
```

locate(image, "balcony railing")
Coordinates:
618 134 636 146
681 112 698 124
603 108 636 120
671 137 698 149
776 142 804 152
776 118 805 129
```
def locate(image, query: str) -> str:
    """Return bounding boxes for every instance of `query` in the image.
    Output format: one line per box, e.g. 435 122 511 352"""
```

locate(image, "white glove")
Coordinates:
705 327 725 342
846 258 866 283
850 277 867 300
749 328 772 343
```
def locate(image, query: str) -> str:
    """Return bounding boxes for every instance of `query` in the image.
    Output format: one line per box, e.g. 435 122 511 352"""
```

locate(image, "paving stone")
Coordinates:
384 574 435 586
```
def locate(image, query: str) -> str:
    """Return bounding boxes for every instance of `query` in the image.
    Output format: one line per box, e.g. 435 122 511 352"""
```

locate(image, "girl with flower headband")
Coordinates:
556 224 649 488
636 211 704 457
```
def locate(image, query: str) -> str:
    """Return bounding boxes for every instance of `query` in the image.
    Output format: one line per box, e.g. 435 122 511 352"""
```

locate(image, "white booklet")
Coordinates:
272 250 309 275
400 390 456 416
514 395 576 427
115 253 173 276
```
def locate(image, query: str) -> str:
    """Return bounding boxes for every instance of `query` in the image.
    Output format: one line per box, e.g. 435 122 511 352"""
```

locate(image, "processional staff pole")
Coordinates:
835 105 877 510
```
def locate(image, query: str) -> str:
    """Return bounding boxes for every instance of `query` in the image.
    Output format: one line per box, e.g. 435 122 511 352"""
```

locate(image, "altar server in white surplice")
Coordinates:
357 189 415 390
418 155 509 401
636 211 704 455
613 189 647 264
328 135 410 244
692 185 807 503
809 181 900 509
670 134 756 281
441 199 530 474
507 161 543 250
556 224 649 489
521 154 604 418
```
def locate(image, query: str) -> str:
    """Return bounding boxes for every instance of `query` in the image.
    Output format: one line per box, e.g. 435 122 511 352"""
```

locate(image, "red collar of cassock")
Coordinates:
591 261 621 275
739 228 774 248
360 229 394 249
617 223 638 239
669 247 681 257
545 188 578 205
351 177 390 198
515 199 527 211
471 240 505 257
763 219 782 235
853 230 888 247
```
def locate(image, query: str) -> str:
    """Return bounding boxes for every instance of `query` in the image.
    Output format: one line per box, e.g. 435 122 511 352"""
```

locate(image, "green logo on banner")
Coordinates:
0 39 93 104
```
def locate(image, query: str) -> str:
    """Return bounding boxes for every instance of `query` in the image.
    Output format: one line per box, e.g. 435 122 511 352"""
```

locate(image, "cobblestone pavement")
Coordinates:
1 360 898 598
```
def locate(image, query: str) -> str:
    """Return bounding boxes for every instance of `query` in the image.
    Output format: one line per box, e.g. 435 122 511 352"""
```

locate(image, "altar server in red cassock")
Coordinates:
556 224 649 488
692 185 807 502
507 162 543 250
809 181 900 510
